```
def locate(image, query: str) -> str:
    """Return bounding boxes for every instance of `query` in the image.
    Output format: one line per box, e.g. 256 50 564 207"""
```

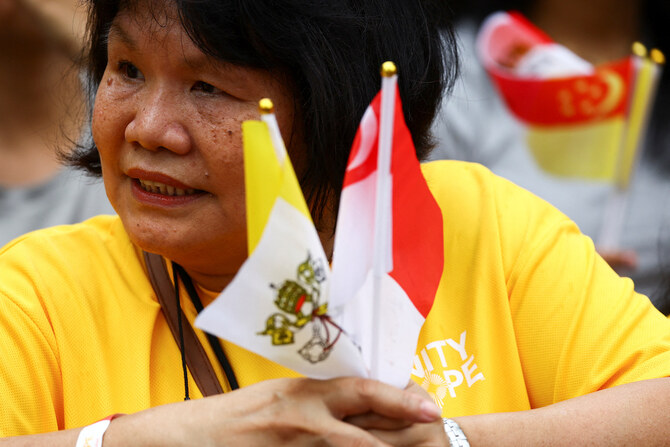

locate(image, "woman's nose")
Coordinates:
124 87 192 154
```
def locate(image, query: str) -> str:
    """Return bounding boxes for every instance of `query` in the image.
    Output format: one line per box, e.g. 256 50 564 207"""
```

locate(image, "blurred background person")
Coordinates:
431 0 670 314
0 0 113 247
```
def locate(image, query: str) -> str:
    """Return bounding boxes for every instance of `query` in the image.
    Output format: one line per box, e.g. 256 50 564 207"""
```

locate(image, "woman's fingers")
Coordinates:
367 420 449 447
345 412 414 430
342 380 448 446
318 420 395 447
318 377 442 423
213 378 405 446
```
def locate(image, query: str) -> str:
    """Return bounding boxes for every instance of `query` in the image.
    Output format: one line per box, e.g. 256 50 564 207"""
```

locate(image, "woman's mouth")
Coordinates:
131 177 206 206
138 179 197 196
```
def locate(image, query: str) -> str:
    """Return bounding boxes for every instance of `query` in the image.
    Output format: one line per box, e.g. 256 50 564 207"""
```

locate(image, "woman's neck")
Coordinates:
185 207 336 294
528 0 641 65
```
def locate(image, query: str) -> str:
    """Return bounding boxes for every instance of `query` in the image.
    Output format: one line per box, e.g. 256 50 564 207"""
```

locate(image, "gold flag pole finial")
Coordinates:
380 61 397 77
259 98 274 115
651 48 666 65
632 42 648 58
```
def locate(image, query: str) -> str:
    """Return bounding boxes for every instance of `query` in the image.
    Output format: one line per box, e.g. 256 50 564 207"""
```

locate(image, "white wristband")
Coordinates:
443 418 470 447
75 414 122 447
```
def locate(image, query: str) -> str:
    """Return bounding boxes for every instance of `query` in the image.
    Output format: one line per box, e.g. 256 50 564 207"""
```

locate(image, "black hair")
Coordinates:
70 0 459 226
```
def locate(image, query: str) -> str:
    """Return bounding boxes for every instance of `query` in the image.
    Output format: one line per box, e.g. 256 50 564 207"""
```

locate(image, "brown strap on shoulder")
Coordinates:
143 251 224 397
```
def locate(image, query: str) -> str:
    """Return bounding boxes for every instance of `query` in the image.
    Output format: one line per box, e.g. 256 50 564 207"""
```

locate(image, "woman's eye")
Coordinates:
118 61 143 80
192 81 221 94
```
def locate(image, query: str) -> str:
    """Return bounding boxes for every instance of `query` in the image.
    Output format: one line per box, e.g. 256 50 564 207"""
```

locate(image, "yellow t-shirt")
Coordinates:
414 161 670 415
1 160 669 436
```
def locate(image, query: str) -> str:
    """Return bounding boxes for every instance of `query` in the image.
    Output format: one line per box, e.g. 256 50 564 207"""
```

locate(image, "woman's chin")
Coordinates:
124 219 246 274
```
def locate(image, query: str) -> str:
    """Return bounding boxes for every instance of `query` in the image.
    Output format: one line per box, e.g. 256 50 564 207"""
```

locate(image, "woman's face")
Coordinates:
93 3 296 290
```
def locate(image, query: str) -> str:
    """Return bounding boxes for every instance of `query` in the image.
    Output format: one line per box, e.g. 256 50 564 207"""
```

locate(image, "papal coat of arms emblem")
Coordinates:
259 252 342 363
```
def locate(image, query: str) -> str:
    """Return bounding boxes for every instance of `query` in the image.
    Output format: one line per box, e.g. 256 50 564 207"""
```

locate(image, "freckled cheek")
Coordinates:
92 111 114 167
207 127 237 146
207 130 246 206
92 89 132 161
91 104 108 151
210 172 246 228
209 152 245 194
203 115 246 159
197 107 253 203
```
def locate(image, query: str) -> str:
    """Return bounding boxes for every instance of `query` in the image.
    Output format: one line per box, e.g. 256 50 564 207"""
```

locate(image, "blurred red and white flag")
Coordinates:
476 11 661 186
330 70 444 387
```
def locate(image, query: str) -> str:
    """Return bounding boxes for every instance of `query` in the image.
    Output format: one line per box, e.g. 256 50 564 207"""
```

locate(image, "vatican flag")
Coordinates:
195 101 367 379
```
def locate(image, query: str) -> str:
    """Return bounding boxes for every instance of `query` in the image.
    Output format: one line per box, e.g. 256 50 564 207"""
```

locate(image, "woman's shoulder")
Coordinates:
0 215 147 314
422 159 570 216
421 158 490 186
421 159 537 205
421 160 578 260
0 215 128 258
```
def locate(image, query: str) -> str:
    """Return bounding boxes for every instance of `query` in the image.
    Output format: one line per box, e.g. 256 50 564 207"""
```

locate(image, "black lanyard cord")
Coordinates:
172 262 240 396
172 268 191 401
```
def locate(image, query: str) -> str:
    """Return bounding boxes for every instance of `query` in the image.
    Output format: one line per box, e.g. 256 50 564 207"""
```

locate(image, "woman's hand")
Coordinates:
103 377 443 446
346 380 449 447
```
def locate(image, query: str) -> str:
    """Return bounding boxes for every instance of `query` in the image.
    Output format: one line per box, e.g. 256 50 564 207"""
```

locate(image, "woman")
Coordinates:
1 0 669 445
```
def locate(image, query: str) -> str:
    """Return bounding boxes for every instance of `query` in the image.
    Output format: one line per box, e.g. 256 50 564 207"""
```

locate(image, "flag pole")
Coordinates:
371 61 397 381
259 98 287 165
244 98 290 255
598 44 664 251
617 43 662 191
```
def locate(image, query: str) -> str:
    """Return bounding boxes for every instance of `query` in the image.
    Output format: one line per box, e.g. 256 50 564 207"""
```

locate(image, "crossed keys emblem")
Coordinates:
259 253 343 363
